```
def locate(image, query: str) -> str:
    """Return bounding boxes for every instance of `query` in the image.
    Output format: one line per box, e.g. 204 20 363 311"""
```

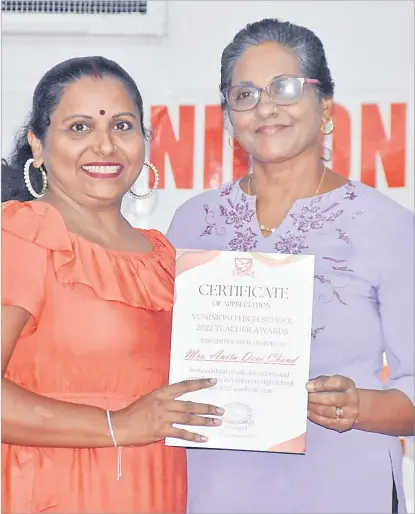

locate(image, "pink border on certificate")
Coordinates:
268 433 306 454
175 249 221 278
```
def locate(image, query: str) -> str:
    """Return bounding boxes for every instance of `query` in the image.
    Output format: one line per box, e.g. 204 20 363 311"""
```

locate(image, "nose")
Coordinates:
256 88 279 118
93 128 117 156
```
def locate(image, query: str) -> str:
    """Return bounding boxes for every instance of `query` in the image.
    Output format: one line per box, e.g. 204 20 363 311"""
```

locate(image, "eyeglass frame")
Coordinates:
221 76 320 112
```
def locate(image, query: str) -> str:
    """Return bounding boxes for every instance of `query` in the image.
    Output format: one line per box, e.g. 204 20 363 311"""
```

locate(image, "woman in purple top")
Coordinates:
167 18 414 514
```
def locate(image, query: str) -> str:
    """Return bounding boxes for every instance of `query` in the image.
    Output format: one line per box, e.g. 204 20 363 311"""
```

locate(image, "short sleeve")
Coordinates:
378 209 414 407
1 229 48 323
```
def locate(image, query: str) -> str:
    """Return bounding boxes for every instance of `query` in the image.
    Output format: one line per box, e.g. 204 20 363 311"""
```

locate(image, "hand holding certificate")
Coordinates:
167 250 315 453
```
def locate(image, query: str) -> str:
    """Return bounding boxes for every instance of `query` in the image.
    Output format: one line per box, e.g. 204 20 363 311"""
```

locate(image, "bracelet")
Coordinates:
106 409 122 480
106 409 118 447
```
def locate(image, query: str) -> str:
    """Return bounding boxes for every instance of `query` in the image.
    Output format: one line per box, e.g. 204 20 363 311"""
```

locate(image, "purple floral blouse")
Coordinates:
167 178 414 514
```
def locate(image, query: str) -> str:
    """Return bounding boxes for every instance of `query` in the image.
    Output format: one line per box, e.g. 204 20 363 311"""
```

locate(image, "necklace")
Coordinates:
248 166 328 234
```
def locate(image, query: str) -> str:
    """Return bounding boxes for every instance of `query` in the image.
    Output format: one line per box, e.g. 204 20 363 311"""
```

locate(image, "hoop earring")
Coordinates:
228 136 237 149
321 119 335 136
23 158 48 198
129 161 159 200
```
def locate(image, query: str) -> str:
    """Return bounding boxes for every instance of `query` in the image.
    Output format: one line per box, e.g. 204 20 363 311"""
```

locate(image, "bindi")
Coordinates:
99 109 105 115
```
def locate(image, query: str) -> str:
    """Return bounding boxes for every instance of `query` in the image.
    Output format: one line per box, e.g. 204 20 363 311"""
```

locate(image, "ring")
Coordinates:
335 407 344 420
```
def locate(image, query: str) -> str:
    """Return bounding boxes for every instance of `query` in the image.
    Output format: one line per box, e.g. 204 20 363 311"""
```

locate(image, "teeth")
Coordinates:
82 165 120 174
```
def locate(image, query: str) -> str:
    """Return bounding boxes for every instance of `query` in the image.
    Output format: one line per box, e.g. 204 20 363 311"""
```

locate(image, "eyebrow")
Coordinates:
113 111 137 119
232 75 286 87
62 114 93 122
62 111 137 123
234 80 255 87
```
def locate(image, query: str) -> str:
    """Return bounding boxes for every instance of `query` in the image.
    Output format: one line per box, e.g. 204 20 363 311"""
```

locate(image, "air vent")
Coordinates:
2 0 167 35
2 1 147 14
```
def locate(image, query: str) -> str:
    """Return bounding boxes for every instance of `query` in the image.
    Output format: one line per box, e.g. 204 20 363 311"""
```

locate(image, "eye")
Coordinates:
113 121 132 131
236 89 255 100
70 122 89 133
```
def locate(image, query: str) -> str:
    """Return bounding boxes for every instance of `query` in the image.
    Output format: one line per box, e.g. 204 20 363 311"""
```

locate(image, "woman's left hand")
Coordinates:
306 375 360 432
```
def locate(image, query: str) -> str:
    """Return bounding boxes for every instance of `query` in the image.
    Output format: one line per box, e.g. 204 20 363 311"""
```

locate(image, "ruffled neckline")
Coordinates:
2 200 175 311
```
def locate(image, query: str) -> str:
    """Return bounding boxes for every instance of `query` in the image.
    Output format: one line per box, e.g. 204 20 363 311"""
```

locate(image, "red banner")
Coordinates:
149 102 407 190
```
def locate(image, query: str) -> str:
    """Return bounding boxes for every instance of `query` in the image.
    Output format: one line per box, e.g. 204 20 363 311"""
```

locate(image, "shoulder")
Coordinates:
172 180 241 218
2 200 72 254
167 180 244 248
141 228 175 256
352 181 413 233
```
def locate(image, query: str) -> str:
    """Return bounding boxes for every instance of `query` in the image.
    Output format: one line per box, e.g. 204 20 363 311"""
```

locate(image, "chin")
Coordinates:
84 187 126 204
254 151 291 164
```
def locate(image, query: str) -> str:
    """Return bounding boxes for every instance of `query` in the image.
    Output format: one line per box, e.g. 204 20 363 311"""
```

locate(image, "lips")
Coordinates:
81 162 124 179
256 125 289 135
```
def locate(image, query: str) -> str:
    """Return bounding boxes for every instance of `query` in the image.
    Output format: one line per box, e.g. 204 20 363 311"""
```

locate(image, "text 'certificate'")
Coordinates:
166 250 315 453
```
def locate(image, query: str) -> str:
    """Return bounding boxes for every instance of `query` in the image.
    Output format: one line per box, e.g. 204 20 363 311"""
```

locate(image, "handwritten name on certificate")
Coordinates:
166 250 315 453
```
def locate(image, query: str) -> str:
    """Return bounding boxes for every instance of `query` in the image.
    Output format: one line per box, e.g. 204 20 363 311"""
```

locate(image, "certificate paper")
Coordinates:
166 250 315 453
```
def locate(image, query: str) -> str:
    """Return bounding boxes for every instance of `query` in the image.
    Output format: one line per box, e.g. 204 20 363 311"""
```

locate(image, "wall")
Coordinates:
1 0 414 510
1 0 414 230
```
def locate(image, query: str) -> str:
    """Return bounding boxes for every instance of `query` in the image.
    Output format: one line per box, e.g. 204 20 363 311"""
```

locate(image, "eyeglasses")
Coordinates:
222 76 320 112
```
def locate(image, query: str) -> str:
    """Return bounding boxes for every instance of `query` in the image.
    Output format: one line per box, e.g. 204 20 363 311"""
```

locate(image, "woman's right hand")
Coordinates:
111 378 223 446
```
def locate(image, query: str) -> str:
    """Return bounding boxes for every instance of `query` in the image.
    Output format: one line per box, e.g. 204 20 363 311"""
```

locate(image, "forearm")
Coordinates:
2 378 113 448
355 388 414 436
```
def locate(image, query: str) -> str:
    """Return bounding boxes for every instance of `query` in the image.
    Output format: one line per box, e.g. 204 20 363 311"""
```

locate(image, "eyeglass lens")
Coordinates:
227 76 304 111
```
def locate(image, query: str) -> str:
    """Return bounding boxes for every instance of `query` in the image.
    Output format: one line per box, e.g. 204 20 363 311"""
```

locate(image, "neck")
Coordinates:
250 149 325 203
42 189 127 237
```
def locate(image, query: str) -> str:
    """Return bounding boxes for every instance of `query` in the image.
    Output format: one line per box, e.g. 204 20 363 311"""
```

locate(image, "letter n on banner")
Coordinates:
361 103 406 188
150 106 195 189
204 106 224 189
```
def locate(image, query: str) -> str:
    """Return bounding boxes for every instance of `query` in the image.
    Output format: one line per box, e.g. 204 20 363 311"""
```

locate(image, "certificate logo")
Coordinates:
233 258 254 277
222 402 253 425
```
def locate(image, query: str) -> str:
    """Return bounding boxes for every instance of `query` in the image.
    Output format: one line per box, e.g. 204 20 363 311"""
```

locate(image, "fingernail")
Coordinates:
307 410 311 417
198 435 208 442
211 418 222 426
306 382 314 392
208 378 217 384
216 407 225 415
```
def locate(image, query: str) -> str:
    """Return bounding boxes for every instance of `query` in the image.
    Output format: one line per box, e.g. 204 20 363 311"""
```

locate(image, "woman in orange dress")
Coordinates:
1 56 223 513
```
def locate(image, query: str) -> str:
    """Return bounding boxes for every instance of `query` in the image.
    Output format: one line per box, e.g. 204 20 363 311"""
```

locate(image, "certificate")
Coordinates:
166 250 315 453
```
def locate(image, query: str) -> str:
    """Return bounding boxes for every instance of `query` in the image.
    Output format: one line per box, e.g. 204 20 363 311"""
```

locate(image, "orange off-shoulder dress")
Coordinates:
1 200 186 513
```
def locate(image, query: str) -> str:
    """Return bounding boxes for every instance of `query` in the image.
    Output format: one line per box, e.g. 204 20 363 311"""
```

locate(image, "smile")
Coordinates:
256 125 288 135
81 163 123 178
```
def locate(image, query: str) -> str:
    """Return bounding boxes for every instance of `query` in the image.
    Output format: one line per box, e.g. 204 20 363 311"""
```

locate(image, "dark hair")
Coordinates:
4 56 147 202
1 159 32 202
220 18 335 111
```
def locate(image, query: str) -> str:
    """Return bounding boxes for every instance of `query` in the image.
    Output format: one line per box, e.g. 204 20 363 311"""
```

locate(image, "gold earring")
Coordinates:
228 136 237 149
321 119 335 136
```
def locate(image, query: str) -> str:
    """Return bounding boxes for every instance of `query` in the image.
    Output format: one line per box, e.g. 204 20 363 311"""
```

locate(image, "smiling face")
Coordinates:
229 42 332 164
29 75 145 206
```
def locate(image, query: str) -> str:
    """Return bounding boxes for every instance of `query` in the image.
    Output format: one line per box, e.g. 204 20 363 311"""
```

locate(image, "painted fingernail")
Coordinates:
216 407 225 415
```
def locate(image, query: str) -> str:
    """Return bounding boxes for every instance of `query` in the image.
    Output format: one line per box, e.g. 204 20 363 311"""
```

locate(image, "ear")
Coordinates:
27 130 44 167
321 98 334 124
